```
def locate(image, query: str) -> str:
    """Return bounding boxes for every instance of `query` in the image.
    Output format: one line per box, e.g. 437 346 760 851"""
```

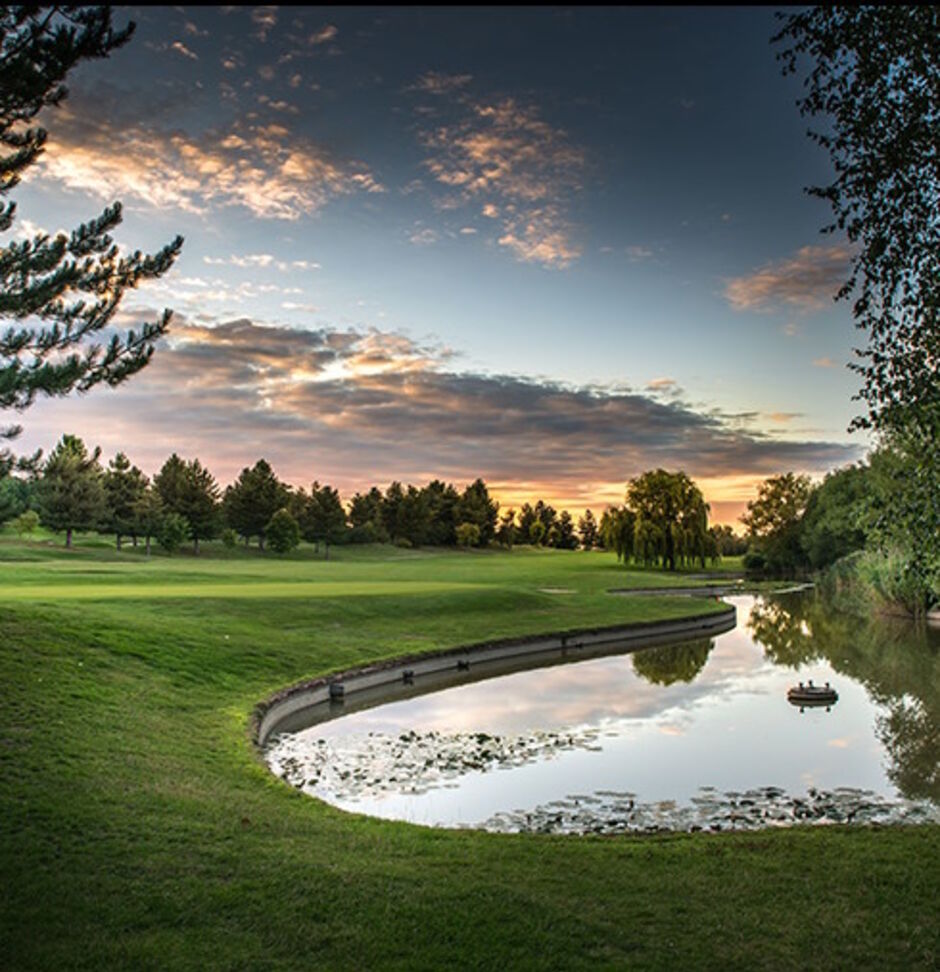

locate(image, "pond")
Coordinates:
263 593 940 833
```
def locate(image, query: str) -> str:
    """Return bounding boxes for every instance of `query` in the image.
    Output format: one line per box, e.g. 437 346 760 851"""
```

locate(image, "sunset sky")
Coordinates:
14 6 868 525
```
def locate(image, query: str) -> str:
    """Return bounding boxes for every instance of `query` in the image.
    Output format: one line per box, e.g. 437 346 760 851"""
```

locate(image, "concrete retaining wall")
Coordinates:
254 604 736 746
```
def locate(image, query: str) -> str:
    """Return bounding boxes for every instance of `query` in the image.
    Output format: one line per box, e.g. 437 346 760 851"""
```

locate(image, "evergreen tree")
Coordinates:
179 459 221 554
534 500 557 545
456 478 498 546
553 510 578 550
222 458 288 549
153 453 187 512
36 433 106 546
0 8 183 472
348 487 387 543
577 509 598 549
155 455 220 553
102 451 147 549
304 482 347 558
0 473 29 523
517 503 537 545
132 487 163 557
380 481 405 541
421 480 459 546
496 508 516 549
397 485 431 546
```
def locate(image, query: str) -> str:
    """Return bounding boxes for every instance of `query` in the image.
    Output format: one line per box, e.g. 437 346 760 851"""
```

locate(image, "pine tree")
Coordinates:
554 510 578 550
304 482 347 558
577 509 598 549
0 8 183 473
222 459 288 549
455 478 498 546
154 454 220 554
36 433 106 546
103 451 147 549
132 487 163 557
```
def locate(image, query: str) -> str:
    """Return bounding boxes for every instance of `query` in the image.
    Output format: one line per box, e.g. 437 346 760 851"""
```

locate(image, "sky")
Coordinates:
12 6 869 525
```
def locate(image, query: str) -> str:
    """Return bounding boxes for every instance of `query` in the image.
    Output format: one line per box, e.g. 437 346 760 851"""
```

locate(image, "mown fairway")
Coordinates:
1 538 937 971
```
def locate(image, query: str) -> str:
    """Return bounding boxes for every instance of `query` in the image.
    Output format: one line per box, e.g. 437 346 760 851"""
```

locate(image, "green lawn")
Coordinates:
1 538 936 970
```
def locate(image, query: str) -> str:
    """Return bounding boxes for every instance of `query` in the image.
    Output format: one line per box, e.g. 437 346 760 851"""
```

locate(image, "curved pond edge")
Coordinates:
252 603 736 747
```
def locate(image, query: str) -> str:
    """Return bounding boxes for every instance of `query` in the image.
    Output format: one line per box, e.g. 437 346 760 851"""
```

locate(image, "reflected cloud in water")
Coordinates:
268 594 939 827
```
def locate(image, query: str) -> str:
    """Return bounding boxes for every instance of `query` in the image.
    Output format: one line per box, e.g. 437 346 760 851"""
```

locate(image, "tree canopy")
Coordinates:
773 6 939 434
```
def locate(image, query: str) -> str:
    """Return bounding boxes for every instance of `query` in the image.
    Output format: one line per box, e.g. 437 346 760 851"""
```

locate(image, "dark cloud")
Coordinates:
21 317 860 511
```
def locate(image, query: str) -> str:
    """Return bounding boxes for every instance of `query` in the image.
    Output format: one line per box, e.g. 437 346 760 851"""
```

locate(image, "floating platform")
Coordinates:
787 681 838 710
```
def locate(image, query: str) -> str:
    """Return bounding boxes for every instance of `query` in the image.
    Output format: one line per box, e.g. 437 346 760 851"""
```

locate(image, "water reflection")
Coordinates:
265 593 939 829
632 638 714 686
747 591 939 802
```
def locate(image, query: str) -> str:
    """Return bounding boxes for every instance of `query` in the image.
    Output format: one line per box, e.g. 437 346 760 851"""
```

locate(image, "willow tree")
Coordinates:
626 470 709 571
0 7 183 472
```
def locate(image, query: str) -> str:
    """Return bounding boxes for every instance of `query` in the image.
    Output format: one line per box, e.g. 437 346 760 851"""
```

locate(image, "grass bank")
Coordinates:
1 539 937 970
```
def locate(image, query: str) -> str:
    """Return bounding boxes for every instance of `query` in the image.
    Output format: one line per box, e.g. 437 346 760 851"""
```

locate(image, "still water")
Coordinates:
264 594 939 832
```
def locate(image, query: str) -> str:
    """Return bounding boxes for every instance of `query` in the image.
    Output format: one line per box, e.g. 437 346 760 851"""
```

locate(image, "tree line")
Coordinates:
0 435 744 564
741 437 938 615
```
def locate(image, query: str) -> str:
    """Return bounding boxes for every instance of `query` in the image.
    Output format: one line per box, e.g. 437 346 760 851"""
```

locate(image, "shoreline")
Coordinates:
253 603 736 746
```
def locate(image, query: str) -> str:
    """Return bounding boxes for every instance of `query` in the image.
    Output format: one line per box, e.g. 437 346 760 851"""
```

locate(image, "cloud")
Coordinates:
412 85 586 269
251 6 278 41
812 357 836 368
409 227 439 246
170 41 198 61
408 72 473 95
308 24 339 46
37 99 383 221
203 254 321 272
281 302 320 314
626 245 653 261
724 245 853 312
646 377 678 391
20 316 860 514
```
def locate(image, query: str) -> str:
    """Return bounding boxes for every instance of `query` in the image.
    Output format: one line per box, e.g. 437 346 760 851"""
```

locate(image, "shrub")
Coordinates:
221 528 238 549
12 509 39 538
158 513 190 555
455 522 481 548
266 508 300 555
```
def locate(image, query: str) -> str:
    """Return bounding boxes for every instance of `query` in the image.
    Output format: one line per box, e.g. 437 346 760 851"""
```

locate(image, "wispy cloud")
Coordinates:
38 100 383 221
409 227 439 246
412 82 587 269
408 71 473 95
308 24 339 46
170 41 199 61
251 6 278 42
203 254 320 271
812 356 837 369
724 244 853 312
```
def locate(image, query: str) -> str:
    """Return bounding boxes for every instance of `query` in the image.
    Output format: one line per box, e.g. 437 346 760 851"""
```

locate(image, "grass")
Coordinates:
1 536 937 970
